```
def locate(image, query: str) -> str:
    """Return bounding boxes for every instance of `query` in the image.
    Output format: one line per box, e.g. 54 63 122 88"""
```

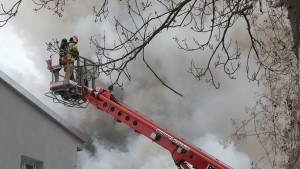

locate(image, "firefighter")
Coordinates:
64 35 79 80
59 38 68 66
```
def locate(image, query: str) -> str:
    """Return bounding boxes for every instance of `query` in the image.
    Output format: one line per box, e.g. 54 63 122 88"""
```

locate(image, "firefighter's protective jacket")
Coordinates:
67 42 78 68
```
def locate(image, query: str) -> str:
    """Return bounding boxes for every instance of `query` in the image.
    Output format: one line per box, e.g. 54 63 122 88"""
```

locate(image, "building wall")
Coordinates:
0 80 83 169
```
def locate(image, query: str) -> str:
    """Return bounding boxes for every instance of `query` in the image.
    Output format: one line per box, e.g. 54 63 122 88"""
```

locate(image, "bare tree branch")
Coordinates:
32 0 67 17
0 0 22 27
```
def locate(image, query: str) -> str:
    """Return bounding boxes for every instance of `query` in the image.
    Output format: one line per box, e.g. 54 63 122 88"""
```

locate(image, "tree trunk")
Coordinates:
286 1 300 168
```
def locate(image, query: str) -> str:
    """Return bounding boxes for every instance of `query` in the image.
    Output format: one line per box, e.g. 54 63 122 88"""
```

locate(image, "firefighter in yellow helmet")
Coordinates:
64 35 79 80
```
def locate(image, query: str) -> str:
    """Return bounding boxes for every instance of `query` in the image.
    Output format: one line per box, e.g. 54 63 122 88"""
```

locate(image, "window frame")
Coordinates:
20 155 43 169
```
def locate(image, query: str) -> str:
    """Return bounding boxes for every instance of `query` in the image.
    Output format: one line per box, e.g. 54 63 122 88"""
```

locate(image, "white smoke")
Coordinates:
78 134 251 169
78 136 176 169
194 134 252 169
0 1 265 169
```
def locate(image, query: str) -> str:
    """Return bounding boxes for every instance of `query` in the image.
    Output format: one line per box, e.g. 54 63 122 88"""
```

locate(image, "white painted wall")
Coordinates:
0 79 83 169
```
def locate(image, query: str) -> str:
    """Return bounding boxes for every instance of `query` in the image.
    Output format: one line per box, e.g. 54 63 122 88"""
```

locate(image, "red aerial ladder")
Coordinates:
45 55 232 169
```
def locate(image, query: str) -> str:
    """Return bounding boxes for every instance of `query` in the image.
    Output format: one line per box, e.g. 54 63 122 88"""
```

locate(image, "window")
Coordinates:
21 159 35 169
20 156 43 169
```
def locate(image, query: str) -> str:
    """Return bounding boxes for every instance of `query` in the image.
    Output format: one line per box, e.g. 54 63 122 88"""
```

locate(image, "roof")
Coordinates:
0 69 90 144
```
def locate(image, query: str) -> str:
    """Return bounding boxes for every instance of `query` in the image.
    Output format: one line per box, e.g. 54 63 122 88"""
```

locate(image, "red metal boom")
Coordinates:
82 85 231 169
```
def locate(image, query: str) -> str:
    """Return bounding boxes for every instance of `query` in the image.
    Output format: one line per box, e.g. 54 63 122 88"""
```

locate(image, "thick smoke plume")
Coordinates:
78 134 251 169
0 0 265 168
